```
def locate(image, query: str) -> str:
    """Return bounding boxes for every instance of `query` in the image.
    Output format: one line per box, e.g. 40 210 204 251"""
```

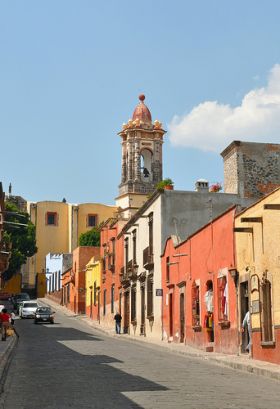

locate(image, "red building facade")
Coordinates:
162 207 238 354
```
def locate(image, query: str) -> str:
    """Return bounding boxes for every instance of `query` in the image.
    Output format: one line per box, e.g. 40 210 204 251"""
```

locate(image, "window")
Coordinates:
261 278 273 342
166 257 170 283
103 289 107 316
125 238 129 269
87 214 97 227
111 285 115 314
46 212 58 226
218 276 228 321
111 238 116 267
192 282 200 327
132 230 137 265
131 286 136 322
148 213 153 255
147 276 153 318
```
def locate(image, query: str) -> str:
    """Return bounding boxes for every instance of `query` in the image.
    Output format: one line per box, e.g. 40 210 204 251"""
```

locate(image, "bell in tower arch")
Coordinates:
140 149 153 182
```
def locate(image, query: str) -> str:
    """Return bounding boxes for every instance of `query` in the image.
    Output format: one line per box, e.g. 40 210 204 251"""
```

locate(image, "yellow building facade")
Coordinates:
85 256 101 320
23 201 116 287
235 187 280 364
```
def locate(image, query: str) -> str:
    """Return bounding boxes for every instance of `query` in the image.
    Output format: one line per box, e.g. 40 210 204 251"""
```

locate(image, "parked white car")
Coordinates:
19 301 39 318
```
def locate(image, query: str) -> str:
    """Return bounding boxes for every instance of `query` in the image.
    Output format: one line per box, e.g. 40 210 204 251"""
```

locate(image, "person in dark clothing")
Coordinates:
114 311 122 334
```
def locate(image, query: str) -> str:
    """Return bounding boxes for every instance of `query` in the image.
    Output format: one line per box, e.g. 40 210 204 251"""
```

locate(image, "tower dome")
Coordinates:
132 94 152 123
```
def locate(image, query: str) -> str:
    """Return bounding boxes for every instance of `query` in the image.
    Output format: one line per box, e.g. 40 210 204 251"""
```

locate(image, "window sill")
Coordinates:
192 325 202 332
261 341 276 348
218 320 230 330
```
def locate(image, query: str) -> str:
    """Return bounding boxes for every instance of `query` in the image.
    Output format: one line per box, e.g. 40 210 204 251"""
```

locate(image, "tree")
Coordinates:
79 228 100 247
2 201 37 281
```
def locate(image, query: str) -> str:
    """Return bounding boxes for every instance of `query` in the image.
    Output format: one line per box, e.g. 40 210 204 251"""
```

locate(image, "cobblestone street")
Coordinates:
1 310 280 409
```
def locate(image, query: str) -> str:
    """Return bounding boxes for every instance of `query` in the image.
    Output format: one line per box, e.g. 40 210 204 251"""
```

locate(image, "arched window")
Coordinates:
140 149 153 182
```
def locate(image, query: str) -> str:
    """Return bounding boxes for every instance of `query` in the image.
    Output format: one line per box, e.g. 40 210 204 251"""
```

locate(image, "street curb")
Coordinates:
41 299 280 382
77 317 280 382
0 336 18 394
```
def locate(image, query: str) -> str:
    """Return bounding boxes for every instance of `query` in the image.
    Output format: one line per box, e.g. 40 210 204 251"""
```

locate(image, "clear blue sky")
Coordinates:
1 1 280 204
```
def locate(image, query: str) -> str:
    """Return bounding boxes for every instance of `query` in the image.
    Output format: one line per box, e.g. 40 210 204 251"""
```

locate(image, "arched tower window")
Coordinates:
140 149 153 182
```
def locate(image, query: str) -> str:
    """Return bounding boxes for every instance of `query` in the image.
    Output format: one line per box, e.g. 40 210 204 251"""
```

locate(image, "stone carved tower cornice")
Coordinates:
118 95 166 196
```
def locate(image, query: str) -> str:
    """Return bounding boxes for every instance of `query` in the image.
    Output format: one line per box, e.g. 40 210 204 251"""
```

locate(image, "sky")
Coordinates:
1 1 280 204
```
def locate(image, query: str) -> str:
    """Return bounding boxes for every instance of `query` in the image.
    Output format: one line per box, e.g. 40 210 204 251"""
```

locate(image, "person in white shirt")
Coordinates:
241 311 251 352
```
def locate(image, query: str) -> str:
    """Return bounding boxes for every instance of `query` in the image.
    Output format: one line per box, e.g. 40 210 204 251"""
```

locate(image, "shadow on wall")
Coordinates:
8 323 168 409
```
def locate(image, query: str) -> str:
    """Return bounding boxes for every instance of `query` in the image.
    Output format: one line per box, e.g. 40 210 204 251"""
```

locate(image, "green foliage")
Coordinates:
79 228 100 247
156 178 174 190
3 201 37 280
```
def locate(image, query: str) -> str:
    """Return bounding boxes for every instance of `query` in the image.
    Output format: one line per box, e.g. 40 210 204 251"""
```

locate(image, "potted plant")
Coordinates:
209 182 222 193
156 178 174 191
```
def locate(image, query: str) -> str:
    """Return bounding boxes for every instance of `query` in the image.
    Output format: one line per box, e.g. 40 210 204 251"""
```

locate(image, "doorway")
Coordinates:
140 285 145 335
169 293 173 338
240 281 249 353
90 290 93 319
179 292 185 343
124 290 130 334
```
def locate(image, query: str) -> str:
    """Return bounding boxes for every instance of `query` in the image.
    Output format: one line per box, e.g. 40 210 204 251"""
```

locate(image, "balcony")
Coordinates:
108 254 115 273
127 259 138 280
143 246 154 270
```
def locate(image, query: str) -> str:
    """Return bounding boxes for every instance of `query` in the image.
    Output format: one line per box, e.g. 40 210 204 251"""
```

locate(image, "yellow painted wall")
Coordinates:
77 203 117 243
235 188 280 329
24 201 116 288
85 257 101 308
3 273 21 294
26 201 70 285
36 272 47 298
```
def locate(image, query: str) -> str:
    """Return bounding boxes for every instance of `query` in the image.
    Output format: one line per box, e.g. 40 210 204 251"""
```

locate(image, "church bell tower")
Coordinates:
116 94 165 217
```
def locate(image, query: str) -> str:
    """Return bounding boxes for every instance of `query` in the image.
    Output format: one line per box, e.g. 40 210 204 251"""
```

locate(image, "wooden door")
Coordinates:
124 291 130 334
169 293 173 337
180 292 185 343
140 286 145 335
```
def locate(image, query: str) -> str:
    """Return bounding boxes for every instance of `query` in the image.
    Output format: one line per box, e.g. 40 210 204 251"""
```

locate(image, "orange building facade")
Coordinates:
161 207 239 354
99 219 124 330
62 246 100 314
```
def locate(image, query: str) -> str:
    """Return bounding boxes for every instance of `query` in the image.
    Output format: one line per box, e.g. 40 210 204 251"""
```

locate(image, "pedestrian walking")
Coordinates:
241 310 251 352
114 311 122 334
0 308 11 341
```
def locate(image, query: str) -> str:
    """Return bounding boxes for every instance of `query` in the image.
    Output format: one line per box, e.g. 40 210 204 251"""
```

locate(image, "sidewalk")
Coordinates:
41 298 280 382
0 335 17 388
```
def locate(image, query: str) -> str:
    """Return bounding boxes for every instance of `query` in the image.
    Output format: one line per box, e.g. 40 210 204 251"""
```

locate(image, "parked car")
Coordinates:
34 307 55 324
19 301 38 318
12 293 30 313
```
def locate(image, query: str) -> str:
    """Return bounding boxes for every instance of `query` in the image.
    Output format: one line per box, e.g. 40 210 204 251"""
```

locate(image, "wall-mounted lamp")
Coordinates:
228 268 238 279
228 268 239 286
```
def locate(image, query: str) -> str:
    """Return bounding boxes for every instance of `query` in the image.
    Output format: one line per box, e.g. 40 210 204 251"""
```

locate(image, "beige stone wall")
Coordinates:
235 188 280 330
